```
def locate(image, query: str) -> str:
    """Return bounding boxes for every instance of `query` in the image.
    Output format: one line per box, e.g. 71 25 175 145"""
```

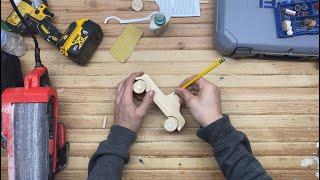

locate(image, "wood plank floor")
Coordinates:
1 0 319 179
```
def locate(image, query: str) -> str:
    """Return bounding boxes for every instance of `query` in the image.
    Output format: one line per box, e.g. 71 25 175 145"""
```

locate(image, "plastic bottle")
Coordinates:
149 12 171 36
1 29 26 57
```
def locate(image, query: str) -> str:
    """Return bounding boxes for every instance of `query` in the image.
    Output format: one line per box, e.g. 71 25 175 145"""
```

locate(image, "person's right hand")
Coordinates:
175 77 223 127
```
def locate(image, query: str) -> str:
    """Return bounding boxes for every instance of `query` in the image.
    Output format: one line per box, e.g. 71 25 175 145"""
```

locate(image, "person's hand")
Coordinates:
114 72 155 132
175 77 223 127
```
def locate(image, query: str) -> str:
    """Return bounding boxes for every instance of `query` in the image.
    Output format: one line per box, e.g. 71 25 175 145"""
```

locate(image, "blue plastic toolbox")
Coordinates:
214 0 319 58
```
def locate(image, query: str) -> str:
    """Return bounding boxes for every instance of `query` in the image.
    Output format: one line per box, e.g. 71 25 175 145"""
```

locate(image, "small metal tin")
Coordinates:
297 11 304 17
295 4 302 11
302 4 309 11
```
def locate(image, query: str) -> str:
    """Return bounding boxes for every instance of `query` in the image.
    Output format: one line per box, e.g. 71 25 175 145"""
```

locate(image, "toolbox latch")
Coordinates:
233 47 253 58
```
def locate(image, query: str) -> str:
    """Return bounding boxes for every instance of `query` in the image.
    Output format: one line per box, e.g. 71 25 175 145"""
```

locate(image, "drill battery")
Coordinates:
58 19 103 65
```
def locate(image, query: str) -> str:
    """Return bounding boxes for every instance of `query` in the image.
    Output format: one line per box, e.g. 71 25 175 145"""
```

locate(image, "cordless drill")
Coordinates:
6 0 103 65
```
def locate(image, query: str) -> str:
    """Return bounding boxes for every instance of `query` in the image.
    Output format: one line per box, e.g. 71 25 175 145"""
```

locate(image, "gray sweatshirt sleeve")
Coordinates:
88 125 136 180
197 115 272 180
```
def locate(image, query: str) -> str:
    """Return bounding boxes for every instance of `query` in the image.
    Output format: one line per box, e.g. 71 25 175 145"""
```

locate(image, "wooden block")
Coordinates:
110 24 143 63
132 0 144 11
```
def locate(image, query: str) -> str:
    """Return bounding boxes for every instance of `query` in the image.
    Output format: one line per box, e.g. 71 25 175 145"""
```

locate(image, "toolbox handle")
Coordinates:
24 66 48 89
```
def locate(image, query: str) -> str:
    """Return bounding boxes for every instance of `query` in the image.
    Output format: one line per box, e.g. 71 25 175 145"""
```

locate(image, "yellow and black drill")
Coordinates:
6 0 103 65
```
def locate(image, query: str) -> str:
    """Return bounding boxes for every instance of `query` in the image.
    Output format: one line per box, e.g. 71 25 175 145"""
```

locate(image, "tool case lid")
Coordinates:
214 0 319 57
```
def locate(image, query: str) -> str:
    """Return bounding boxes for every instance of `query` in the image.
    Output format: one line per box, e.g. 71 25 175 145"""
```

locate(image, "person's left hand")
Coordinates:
114 72 155 132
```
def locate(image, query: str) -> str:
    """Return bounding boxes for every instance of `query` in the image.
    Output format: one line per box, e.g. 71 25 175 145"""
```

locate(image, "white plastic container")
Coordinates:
149 12 171 36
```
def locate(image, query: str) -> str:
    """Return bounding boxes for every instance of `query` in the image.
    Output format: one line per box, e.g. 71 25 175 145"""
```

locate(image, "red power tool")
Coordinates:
1 66 69 179
1 0 68 179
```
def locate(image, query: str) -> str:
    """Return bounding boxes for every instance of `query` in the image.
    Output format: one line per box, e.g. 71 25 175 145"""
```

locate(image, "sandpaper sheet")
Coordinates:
110 24 143 63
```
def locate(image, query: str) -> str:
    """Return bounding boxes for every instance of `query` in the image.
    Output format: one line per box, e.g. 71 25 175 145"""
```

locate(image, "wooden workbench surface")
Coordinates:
1 0 319 179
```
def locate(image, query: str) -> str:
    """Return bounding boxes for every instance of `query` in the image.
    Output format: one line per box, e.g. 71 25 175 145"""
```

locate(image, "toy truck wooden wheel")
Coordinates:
132 0 143 11
133 80 147 94
164 117 179 132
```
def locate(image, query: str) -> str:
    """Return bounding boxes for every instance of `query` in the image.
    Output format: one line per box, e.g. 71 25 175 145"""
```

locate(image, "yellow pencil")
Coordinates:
181 57 226 89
